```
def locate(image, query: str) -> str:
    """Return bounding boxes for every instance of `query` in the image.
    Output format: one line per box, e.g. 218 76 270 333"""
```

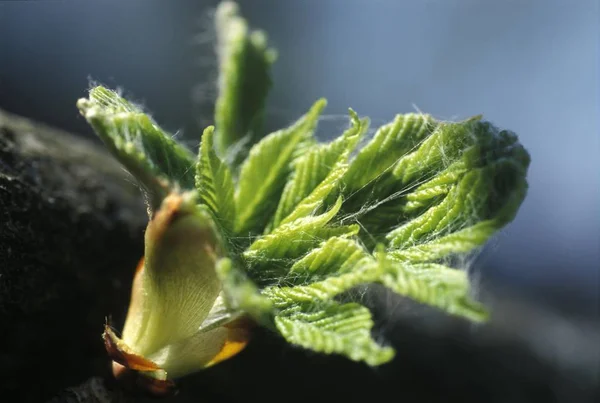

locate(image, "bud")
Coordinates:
104 192 250 396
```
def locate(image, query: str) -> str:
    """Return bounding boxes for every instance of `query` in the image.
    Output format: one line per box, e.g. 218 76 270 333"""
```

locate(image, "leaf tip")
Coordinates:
312 98 328 113
202 125 216 139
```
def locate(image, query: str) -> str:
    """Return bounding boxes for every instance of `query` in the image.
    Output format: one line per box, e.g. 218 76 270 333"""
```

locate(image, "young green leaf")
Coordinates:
234 99 326 237
77 86 195 211
277 162 347 228
214 1 277 160
196 126 236 234
274 301 394 366
340 114 437 210
377 255 488 322
215 258 273 325
270 110 367 229
260 236 485 322
385 123 530 260
79 0 534 378
288 237 369 281
243 197 359 283
339 117 529 253
263 264 378 304
388 177 527 263
392 116 483 184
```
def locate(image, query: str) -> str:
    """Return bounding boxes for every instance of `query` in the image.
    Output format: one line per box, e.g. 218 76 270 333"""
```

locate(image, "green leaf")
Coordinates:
270 110 367 230
377 254 488 322
385 123 530 260
261 238 377 305
77 86 195 211
216 257 273 325
287 236 370 284
392 116 483 184
263 266 378 305
340 114 437 208
244 197 359 283
399 159 467 215
277 162 347 228
388 181 527 263
260 238 486 322
244 196 342 260
274 300 394 366
338 116 528 253
79 0 535 375
234 99 326 237
196 126 236 234
214 1 277 160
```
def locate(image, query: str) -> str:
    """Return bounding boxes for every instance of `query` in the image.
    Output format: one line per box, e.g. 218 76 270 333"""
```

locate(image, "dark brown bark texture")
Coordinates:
0 110 597 403
0 109 146 402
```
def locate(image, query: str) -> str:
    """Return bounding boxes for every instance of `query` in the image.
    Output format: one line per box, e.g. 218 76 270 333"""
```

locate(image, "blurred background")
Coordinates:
0 1 599 401
1 0 597 313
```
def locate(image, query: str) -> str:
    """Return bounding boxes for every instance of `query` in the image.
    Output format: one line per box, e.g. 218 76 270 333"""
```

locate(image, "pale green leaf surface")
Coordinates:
77 86 195 211
244 198 360 282
271 111 367 229
261 238 376 304
334 114 440 242
235 99 326 236
215 257 272 324
385 124 530 261
78 0 535 373
344 113 436 190
377 255 488 322
260 242 486 323
288 236 369 280
339 117 528 255
388 174 527 263
244 197 342 260
277 162 348 228
274 301 394 366
263 266 377 305
214 1 277 159
391 117 483 185
196 126 236 233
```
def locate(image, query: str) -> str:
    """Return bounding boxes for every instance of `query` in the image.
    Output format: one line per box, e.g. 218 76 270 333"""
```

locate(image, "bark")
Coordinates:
0 109 146 402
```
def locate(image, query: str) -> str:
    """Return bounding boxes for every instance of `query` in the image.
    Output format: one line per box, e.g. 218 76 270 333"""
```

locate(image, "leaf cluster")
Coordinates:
78 1 529 366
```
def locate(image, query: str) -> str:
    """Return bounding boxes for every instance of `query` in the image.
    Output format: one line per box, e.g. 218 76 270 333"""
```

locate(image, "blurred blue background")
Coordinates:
1 0 598 314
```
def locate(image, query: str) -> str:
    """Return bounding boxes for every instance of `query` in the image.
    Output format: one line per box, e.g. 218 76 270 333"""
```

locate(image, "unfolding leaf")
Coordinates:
263 266 378 305
76 0 537 379
277 162 347 228
77 86 195 211
274 300 394 366
260 239 375 305
288 236 369 282
196 126 236 234
245 197 342 260
234 99 326 237
214 1 277 160
392 116 483 184
271 110 367 229
340 114 437 211
377 253 487 322
388 183 526 263
244 198 359 283
216 257 273 324
385 124 530 260
338 117 528 254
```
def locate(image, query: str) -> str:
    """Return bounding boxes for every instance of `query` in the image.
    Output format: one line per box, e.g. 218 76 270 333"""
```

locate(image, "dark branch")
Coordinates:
0 109 146 402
